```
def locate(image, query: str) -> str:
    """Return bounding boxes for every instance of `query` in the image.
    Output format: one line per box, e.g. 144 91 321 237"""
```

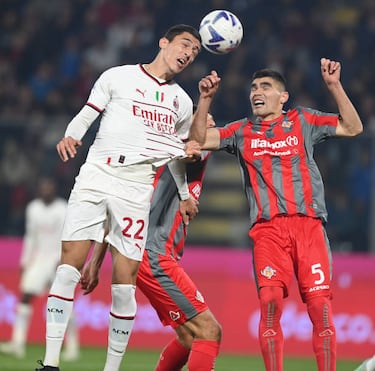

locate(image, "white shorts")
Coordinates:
21 262 56 295
62 163 153 261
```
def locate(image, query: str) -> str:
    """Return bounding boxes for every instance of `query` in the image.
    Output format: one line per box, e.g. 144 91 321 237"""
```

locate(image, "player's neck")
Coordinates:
143 62 172 82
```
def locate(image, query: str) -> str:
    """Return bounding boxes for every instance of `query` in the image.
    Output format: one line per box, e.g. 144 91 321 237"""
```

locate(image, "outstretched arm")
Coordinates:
189 70 221 144
320 58 363 137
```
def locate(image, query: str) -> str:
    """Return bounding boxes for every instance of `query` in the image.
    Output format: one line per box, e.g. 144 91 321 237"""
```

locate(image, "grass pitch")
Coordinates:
0 344 360 370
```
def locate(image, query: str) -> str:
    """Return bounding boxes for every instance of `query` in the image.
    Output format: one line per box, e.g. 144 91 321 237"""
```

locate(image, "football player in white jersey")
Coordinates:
0 178 79 361
35 24 220 371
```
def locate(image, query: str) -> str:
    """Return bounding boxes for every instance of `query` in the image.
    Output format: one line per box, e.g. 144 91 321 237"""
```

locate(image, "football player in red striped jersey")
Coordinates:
196 57 363 371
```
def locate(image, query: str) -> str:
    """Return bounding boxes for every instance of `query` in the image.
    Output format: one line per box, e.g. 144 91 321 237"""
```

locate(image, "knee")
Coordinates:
193 311 222 342
259 286 283 303
306 296 334 326
259 286 284 317
55 264 81 285
111 284 137 316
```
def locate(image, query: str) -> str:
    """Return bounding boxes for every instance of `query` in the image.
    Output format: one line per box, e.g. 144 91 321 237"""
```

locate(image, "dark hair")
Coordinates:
163 24 201 43
252 69 287 90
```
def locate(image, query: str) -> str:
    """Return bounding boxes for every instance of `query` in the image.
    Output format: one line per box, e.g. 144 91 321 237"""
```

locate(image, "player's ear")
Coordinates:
159 37 169 49
280 91 289 105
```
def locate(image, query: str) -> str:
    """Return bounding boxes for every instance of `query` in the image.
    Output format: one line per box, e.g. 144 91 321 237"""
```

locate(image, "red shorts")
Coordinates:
136 249 208 328
249 215 333 302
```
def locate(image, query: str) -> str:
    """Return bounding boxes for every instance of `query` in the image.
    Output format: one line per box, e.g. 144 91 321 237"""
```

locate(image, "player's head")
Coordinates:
249 69 289 121
38 177 57 204
158 24 201 75
163 24 201 45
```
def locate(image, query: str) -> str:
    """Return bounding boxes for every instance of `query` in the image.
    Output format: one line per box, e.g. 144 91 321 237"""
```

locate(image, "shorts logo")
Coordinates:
319 329 334 337
118 155 125 164
309 284 329 292
169 310 181 321
260 266 276 279
262 329 277 337
135 243 142 252
195 290 205 303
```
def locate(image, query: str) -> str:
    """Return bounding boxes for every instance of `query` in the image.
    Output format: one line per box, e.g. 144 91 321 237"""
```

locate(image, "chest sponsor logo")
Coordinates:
133 104 176 135
251 135 299 157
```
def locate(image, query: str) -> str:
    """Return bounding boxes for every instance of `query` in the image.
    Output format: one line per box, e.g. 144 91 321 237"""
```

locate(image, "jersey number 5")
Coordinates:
311 263 325 284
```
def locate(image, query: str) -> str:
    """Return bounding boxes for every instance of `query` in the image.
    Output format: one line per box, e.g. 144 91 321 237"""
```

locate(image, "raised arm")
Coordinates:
320 58 363 137
189 70 221 144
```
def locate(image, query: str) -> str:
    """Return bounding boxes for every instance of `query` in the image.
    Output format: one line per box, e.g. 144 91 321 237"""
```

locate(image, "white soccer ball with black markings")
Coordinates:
199 10 243 55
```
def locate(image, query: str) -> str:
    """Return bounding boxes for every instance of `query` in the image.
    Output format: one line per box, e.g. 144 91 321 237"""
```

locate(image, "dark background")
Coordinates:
0 0 373 252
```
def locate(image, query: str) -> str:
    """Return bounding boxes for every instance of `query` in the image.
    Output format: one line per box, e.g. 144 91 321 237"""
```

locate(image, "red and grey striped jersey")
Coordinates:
218 106 338 228
145 152 211 259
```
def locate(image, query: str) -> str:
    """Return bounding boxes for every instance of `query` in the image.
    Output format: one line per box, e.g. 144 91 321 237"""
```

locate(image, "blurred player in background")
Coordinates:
81 110 221 371
0 177 79 361
196 58 363 370
355 355 375 371
35 23 220 371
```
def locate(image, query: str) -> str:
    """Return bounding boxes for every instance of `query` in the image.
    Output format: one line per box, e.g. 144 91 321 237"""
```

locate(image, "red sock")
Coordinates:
306 296 336 371
188 339 220 371
155 337 190 371
258 287 284 371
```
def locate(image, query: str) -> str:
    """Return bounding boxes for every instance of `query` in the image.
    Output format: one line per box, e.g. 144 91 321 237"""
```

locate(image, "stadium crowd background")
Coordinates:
0 0 374 252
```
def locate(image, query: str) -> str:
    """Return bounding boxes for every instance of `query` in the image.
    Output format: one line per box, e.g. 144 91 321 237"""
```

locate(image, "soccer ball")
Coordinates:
199 10 243 55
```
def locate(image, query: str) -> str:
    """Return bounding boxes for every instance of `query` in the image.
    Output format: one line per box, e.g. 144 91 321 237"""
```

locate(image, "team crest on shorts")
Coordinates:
261 265 276 279
169 310 181 321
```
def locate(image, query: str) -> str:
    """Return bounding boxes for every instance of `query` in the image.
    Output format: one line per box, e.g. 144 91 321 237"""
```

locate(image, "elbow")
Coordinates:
351 121 364 137
340 118 363 137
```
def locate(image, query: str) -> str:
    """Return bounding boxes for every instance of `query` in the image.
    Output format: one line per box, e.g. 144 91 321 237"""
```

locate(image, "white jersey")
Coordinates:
84 64 193 168
21 198 67 269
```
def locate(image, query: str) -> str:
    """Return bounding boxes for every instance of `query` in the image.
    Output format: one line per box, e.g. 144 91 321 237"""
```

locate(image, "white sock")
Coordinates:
367 356 375 371
12 303 32 349
103 284 136 371
44 264 81 366
64 313 80 355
